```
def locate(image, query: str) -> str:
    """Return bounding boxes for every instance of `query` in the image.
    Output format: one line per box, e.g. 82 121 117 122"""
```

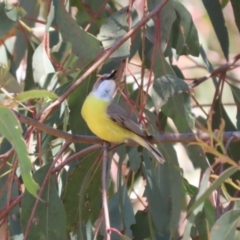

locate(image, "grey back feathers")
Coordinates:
107 102 150 139
107 103 164 163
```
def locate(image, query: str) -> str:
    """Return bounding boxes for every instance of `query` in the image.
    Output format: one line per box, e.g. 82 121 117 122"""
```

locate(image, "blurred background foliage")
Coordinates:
0 0 240 239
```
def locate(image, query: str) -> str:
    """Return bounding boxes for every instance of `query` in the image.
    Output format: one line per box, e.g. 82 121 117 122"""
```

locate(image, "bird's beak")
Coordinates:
106 70 117 80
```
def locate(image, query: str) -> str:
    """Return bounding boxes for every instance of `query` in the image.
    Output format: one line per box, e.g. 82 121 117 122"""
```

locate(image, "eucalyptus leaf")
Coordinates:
99 7 130 60
0 107 39 197
210 209 240 240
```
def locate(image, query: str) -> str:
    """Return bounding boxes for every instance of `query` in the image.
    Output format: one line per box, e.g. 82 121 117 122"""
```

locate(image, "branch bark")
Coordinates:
13 110 240 144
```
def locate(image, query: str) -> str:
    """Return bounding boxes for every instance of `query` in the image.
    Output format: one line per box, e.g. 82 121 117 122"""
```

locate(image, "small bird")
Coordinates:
81 71 165 163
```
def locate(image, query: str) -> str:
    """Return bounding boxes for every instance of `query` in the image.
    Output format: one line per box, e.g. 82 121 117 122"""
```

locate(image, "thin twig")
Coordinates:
102 142 111 240
93 208 104 240
190 53 240 88
0 195 22 220
52 144 102 173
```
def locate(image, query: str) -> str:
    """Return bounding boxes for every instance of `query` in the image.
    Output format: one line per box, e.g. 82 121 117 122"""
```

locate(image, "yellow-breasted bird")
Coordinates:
81 71 165 163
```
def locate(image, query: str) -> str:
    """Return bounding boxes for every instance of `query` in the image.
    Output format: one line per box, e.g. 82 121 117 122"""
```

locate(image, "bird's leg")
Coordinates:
102 141 111 151
107 142 125 151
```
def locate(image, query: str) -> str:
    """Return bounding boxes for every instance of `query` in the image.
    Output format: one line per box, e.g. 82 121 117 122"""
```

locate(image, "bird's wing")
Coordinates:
107 102 149 138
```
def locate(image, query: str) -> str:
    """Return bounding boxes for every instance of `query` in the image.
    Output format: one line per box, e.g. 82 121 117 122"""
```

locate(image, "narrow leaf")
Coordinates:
4 2 26 21
0 63 22 93
0 2 16 39
202 0 229 60
0 107 39 197
229 83 240 130
106 189 135 239
192 168 211 216
14 90 58 102
62 151 101 232
32 42 55 86
21 164 67 239
146 0 176 51
188 166 238 214
56 2 102 70
172 1 200 56
230 0 240 33
210 209 240 240
152 75 189 109
99 7 130 59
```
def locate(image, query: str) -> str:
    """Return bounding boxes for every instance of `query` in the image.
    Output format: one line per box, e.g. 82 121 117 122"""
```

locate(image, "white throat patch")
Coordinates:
92 80 116 101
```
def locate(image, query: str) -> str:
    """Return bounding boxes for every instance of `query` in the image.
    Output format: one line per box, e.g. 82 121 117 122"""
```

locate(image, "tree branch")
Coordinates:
13 109 240 144
102 142 111 240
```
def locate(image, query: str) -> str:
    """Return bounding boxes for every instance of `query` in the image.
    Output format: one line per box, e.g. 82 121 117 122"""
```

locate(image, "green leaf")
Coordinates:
192 168 212 216
183 167 239 239
151 75 189 110
0 63 22 93
149 45 207 170
221 0 229 8
163 92 208 169
105 188 135 239
210 96 240 195
171 0 200 56
210 209 240 240
0 140 22 235
4 2 26 21
98 7 130 60
229 83 240 130
24 43 36 91
131 211 150 240
51 41 79 69
45 1 55 31
21 164 67 240
82 0 108 14
146 0 176 51
230 0 240 33
127 147 141 172
55 2 103 70
195 211 211 240
188 166 238 214
0 107 39 197
0 2 16 39
143 154 171 235
140 39 175 76
62 151 101 232
14 90 58 102
211 96 236 136
200 46 218 86
78 154 102 227
32 43 55 86
202 0 229 60
184 179 215 229
142 145 183 238
164 145 185 237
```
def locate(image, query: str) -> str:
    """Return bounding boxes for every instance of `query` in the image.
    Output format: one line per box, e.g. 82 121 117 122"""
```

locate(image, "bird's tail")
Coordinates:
132 135 165 164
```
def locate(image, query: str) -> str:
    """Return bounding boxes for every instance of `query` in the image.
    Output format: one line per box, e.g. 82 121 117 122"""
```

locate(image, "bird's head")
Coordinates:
92 71 117 101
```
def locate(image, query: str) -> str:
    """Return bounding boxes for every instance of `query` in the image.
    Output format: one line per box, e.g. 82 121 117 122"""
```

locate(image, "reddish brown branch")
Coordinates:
102 142 111 240
12 109 240 145
190 53 240 88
